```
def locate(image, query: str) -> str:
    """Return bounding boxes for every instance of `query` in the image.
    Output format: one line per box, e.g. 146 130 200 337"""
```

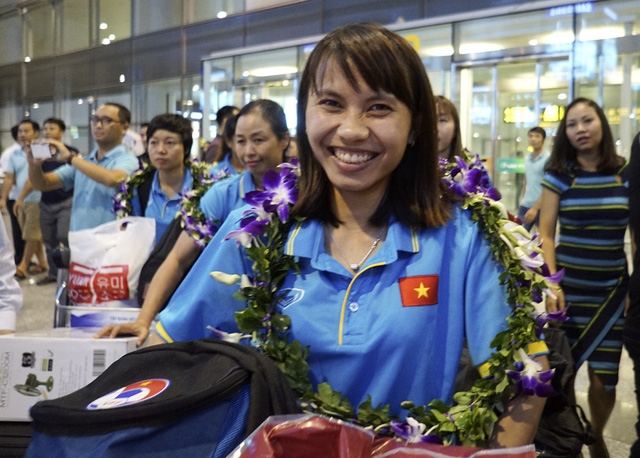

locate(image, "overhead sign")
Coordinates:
548 2 594 17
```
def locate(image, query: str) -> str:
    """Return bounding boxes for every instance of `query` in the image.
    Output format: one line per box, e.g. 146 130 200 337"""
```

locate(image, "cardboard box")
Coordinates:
0 328 137 421
55 304 140 328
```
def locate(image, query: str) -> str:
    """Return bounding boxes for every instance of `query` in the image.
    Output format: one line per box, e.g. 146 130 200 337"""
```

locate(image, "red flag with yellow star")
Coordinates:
398 275 438 307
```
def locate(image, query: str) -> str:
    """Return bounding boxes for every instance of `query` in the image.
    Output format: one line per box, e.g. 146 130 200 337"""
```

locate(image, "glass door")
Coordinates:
455 57 570 213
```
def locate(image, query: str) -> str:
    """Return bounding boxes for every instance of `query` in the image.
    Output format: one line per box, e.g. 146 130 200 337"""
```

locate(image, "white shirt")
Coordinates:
0 142 21 200
0 216 23 331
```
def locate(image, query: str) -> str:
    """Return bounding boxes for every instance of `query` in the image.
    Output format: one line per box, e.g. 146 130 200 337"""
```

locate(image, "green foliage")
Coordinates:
227 168 548 446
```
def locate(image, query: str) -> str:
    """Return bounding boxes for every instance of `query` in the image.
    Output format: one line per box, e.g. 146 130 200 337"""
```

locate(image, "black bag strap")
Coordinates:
136 168 155 215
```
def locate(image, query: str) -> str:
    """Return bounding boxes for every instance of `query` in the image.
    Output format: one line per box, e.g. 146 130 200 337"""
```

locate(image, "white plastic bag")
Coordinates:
68 217 156 308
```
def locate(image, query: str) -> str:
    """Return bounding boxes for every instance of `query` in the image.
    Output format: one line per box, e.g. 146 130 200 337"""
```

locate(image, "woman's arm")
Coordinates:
95 231 201 346
538 187 564 312
489 355 549 447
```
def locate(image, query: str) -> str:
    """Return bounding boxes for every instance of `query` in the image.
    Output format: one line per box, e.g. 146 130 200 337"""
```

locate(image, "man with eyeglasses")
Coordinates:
27 103 139 231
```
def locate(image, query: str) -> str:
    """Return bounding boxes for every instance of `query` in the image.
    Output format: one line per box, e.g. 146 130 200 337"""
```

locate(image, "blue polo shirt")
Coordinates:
199 171 255 222
521 151 550 208
131 168 193 243
55 145 139 231
7 149 41 203
157 206 516 412
209 154 241 178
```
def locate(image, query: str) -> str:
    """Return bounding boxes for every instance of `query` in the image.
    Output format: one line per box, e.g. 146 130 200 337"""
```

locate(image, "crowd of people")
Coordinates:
0 22 638 456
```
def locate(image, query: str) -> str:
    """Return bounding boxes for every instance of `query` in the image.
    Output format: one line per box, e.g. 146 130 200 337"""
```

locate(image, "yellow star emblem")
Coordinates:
414 282 430 298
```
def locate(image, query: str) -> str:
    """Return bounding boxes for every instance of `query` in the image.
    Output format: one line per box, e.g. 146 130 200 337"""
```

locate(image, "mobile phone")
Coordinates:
31 143 52 159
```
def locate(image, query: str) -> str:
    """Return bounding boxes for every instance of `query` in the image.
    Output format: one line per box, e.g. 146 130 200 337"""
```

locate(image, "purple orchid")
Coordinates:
534 307 569 337
390 418 443 444
225 217 270 248
247 167 298 223
442 154 499 200
506 349 555 397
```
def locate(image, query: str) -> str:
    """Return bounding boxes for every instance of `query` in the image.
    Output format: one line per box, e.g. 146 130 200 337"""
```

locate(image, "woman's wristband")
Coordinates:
67 153 76 165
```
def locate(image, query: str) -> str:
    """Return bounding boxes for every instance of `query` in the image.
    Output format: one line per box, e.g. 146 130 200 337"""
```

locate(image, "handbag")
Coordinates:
534 326 597 457
67 216 155 308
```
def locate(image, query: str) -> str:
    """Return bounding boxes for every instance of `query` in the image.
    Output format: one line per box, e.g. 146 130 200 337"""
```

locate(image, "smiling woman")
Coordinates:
538 97 629 458
151 23 550 450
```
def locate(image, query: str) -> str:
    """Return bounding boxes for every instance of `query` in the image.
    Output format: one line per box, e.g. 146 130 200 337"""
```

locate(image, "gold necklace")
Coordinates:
328 225 387 272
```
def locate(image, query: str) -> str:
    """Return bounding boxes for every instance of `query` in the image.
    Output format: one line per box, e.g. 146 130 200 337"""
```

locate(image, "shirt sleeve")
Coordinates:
54 164 76 192
156 208 251 342
0 219 23 331
113 152 141 176
541 170 571 195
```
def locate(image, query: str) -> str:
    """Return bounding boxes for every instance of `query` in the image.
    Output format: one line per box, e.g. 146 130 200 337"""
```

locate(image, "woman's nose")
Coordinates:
337 112 368 141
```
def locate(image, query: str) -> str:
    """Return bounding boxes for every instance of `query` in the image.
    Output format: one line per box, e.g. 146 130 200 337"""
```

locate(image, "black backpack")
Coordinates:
27 340 301 458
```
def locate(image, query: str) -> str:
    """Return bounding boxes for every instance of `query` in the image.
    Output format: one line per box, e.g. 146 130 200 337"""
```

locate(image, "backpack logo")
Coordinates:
86 378 170 410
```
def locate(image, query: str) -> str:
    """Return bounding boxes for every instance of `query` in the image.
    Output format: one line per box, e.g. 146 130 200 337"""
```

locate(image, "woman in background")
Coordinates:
436 95 463 161
210 114 243 177
97 99 290 346
539 97 629 458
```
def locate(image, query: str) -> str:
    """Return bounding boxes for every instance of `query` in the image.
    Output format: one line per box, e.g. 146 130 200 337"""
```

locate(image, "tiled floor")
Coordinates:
5 213 639 457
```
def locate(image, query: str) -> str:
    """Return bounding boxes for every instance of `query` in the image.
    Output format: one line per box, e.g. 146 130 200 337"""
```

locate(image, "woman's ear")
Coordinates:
407 131 416 147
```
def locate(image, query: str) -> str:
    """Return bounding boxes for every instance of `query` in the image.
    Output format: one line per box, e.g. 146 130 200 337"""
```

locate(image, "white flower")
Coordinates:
210 271 240 285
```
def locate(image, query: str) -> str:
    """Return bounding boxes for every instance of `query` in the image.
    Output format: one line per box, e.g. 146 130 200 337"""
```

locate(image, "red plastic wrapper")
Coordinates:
230 414 536 458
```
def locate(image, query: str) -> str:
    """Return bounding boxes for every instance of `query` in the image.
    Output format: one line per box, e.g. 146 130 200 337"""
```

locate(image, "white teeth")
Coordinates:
334 150 374 164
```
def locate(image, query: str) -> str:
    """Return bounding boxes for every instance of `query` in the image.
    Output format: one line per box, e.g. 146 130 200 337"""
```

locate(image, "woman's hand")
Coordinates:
94 320 151 347
545 283 565 313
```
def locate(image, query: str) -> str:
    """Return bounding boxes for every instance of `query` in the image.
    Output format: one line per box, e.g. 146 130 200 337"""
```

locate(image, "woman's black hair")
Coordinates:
295 23 452 228
146 113 193 158
546 97 623 174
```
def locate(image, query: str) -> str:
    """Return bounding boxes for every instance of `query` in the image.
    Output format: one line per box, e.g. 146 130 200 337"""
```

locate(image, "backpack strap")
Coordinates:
136 168 155 215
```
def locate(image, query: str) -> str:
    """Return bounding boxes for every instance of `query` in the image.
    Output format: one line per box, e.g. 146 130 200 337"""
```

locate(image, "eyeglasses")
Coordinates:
90 116 122 126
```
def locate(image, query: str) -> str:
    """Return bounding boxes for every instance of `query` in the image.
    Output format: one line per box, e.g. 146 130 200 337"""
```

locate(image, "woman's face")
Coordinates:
436 107 455 158
565 102 603 156
234 111 288 184
305 59 412 196
148 129 185 172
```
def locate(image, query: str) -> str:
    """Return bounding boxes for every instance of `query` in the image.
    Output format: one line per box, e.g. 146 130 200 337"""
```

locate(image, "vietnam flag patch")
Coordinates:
398 275 439 307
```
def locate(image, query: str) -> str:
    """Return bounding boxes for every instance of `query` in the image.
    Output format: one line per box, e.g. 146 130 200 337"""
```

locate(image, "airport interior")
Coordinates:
1 0 639 456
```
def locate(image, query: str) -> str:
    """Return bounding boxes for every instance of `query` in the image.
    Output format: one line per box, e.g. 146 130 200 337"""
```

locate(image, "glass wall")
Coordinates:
133 0 182 35
0 13 22 64
99 0 131 44
23 3 54 59
61 0 90 52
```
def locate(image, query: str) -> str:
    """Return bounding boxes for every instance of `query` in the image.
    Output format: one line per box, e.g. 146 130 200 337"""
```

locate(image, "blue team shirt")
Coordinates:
7 149 41 203
199 171 255 223
157 206 516 412
209 154 241 178
131 168 193 244
55 145 139 231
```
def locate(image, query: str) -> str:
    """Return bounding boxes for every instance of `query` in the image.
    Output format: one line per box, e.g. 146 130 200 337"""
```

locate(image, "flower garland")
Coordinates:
211 157 565 447
113 160 224 246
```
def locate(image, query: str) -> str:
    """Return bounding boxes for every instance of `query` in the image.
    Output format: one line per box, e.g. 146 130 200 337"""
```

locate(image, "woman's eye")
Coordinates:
319 99 340 108
369 104 392 115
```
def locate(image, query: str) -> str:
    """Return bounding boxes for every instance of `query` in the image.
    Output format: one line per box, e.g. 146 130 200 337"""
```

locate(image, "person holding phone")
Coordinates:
27 103 139 232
